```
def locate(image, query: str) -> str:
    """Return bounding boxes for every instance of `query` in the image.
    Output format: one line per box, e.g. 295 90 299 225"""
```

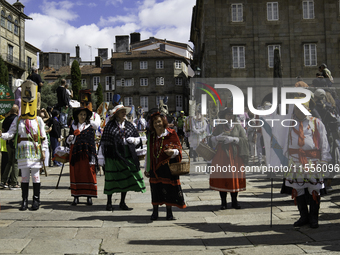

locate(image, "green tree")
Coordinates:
40 77 63 109
0 55 9 86
71 60 81 101
95 82 103 109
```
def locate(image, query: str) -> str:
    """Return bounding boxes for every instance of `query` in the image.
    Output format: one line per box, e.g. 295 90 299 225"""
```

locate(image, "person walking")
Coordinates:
145 112 186 220
66 107 98 206
98 102 146 211
49 109 62 167
209 107 249 210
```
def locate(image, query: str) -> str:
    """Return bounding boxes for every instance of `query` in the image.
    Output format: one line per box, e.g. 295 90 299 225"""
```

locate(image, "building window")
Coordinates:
156 96 165 106
156 77 164 85
116 80 122 86
8 74 13 90
124 61 132 70
175 77 183 86
7 15 12 31
175 60 182 69
124 97 133 106
303 0 314 19
105 76 115 90
176 95 183 111
140 96 148 111
140 61 148 69
232 46 245 68
93 76 100 91
304 44 317 66
106 92 113 102
268 45 280 68
267 2 279 21
14 19 19 35
27 57 32 72
140 78 148 86
8 44 13 63
81 79 87 88
231 4 243 22
156 60 164 69
1 11 5 28
125 78 134 86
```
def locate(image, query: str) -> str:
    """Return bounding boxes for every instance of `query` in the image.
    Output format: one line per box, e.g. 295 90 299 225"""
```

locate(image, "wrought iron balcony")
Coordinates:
1 53 26 70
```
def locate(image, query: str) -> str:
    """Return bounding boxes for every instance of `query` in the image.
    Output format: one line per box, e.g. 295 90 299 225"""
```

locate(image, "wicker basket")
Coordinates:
168 150 190 176
195 142 216 161
54 154 69 164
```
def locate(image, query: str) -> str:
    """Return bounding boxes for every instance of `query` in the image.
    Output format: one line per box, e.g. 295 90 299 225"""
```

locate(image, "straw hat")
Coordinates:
111 104 132 115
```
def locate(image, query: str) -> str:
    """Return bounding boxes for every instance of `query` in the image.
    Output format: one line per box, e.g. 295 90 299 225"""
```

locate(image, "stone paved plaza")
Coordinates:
0 151 340 254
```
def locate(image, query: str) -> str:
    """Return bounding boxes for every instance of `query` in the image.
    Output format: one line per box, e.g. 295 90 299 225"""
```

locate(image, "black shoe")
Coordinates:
87 197 93 206
19 198 28 211
71 197 79 206
294 217 309 227
166 215 176 220
119 202 133 210
232 203 241 209
31 196 40 211
106 203 113 211
220 205 227 210
150 213 158 221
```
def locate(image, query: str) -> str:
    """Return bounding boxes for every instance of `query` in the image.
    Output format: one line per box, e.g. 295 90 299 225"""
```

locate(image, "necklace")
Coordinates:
153 134 165 159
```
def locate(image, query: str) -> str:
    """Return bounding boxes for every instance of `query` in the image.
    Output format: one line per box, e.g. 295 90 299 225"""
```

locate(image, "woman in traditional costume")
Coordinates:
98 103 146 211
145 112 186 220
209 108 249 210
66 107 98 206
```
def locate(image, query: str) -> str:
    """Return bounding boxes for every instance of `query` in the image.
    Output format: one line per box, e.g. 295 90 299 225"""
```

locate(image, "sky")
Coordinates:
7 0 196 62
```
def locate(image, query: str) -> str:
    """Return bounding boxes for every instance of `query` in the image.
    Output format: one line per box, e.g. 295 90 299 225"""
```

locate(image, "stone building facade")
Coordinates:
190 0 340 105
111 49 190 113
0 0 37 89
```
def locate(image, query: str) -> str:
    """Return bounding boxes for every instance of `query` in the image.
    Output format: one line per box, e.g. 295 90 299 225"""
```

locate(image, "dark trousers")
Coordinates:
50 137 60 164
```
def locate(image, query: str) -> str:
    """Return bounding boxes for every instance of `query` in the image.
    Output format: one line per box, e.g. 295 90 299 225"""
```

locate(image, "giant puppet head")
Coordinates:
21 80 38 119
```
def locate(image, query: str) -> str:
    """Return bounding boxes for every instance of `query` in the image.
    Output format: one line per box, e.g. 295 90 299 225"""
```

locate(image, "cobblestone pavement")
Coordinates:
0 151 340 254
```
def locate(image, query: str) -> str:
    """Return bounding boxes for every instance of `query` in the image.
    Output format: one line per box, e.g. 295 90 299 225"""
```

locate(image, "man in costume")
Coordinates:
284 100 331 228
0 80 48 211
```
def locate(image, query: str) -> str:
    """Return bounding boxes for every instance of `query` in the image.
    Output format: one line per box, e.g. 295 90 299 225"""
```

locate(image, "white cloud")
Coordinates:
104 0 123 6
23 0 195 62
39 0 78 21
98 14 138 27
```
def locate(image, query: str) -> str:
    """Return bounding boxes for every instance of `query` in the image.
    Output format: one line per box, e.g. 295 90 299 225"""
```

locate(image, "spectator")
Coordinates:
65 84 73 99
49 109 62 167
27 66 43 110
319 63 334 87
56 79 70 128
0 105 19 189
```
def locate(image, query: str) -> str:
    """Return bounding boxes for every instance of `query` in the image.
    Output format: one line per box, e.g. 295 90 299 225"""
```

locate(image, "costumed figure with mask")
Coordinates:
66 106 98 206
0 80 48 211
98 94 146 211
282 100 331 228
209 107 249 210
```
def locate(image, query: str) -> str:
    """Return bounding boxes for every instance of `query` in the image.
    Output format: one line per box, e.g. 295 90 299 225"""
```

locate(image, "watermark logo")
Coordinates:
197 82 222 112
200 84 311 116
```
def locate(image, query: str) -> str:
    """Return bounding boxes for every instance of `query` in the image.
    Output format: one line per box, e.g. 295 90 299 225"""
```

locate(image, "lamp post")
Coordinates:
85 44 92 63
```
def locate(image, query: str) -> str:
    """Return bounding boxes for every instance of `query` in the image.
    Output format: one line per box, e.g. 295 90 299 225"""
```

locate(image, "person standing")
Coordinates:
209 107 249 210
49 109 62 167
56 79 70 128
0 80 48 211
0 105 19 189
66 107 98 206
284 102 331 228
145 112 186 220
98 103 146 211
27 66 43 110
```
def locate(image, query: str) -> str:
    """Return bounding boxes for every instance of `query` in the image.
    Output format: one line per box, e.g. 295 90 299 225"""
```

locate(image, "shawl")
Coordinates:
213 124 249 164
149 128 182 171
100 119 142 168
69 125 97 166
